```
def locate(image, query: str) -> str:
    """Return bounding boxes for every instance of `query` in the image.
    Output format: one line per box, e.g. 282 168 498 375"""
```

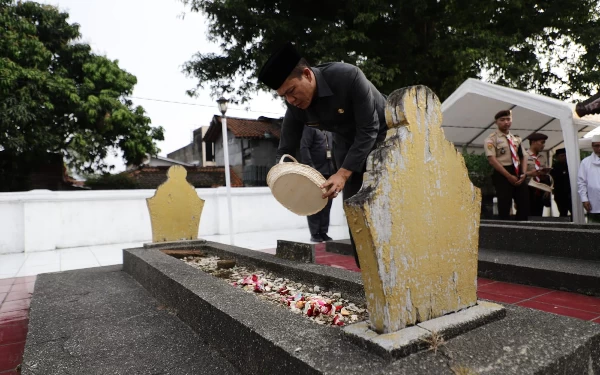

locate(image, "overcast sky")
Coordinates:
38 0 286 172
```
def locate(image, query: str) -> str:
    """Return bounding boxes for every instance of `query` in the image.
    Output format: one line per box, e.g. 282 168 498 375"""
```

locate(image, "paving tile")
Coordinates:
477 291 524 304
4 291 31 303
12 276 36 285
0 370 19 375
0 294 6 304
21 251 60 268
528 291 600 314
0 254 27 276
0 286 10 294
0 280 14 287
0 341 25 372
517 300 600 321
0 300 30 314
0 321 29 345
0 310 28 325
15 264 60 277
477 281 551 300
9 283 35 294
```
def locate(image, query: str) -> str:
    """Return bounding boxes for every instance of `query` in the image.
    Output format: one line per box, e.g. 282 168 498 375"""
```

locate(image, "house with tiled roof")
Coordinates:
168 115 282 187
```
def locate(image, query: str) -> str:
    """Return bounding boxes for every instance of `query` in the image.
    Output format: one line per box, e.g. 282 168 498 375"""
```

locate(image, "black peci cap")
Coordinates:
258 42 301 90
494 109 512 120
555 148 566 155
526 133 548 141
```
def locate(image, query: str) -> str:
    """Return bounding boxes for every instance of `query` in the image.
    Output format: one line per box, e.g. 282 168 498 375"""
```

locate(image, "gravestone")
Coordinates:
146 165 205 242
345 85 482 334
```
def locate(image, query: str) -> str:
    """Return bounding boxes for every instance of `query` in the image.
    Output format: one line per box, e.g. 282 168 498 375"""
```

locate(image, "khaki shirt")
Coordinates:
526 149 547 171
526 149 547 182
484 130 525 166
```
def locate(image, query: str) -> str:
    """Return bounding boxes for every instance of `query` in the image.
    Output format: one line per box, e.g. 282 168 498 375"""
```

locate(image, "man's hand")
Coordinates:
583 201 592 212
321 168 352 199
529 170 542 177
507 175 519 186
514 174 526 186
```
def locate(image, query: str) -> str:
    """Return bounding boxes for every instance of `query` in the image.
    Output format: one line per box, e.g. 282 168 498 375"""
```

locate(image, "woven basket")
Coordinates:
267 154 328 216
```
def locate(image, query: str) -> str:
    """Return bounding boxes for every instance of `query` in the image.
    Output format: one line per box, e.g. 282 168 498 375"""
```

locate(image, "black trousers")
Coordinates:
492 166 529 221
554 195 572 217
529 186 545 217
307 175 333 236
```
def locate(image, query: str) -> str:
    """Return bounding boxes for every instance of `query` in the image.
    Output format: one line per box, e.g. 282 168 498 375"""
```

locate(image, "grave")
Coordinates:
21 86 600 374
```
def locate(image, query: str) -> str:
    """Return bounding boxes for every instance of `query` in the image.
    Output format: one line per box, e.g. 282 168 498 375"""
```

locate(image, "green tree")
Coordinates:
0 0 164 190
180 0 600 103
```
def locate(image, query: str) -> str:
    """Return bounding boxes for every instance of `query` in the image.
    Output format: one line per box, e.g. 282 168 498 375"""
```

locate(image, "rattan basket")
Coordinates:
267 154 328 216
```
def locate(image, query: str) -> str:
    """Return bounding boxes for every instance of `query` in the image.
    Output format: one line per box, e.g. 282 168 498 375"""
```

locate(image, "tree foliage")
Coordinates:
0 0 164 184
181 0 600 103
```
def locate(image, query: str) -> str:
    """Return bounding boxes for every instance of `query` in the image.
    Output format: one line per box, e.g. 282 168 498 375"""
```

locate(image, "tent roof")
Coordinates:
441 79 599 151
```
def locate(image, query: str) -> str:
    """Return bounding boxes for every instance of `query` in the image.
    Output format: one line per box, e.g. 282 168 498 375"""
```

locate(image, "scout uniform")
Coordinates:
485 129 529 220
258 42 388 266
523 132 550 217
525 149 549 217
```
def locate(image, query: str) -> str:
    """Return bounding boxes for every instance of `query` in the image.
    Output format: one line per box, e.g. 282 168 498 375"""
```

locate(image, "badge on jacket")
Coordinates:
338 108 344 114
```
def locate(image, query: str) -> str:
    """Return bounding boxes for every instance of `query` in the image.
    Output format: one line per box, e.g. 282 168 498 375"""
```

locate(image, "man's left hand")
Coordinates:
321 168 352 199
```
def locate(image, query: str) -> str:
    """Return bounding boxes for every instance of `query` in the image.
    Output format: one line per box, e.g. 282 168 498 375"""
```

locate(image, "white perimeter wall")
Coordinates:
0 188 346 254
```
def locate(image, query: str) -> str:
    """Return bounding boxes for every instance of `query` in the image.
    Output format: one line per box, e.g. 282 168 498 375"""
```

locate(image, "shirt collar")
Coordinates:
495 129 510 138
311 67 333 98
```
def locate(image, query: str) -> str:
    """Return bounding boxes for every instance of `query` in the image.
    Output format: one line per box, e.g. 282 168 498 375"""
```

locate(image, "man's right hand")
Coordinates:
515 174 526 186
583 201 592 212
507 175 519 185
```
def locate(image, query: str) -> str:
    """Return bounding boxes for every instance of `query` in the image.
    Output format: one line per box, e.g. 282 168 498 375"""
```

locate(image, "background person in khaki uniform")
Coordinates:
485 110 529 220
524 133 551 217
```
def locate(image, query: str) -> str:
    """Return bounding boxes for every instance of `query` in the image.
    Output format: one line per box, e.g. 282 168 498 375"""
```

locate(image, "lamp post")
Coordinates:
217 97 235 245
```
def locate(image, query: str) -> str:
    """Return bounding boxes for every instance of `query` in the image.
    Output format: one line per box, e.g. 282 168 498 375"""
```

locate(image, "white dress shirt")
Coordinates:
577 153 600 213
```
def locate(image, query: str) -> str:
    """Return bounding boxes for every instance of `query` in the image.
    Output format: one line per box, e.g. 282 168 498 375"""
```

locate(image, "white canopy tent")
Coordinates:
441 79 600 223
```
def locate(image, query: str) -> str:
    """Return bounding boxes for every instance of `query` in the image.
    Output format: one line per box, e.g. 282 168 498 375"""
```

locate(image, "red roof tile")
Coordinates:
203 115 282 142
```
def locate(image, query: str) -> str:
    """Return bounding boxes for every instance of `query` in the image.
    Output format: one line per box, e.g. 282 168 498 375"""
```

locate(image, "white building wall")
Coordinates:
0 188 346 254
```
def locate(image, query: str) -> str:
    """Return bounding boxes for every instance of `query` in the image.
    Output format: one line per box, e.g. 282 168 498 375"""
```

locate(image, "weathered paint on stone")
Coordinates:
344 85 481 333
147 165 205 242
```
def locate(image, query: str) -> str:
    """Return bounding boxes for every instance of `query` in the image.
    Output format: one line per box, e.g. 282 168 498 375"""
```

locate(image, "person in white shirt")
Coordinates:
577 134 600 223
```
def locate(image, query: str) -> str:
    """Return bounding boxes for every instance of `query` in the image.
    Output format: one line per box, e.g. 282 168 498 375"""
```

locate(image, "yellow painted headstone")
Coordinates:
344 85 481 334
147 165 205 242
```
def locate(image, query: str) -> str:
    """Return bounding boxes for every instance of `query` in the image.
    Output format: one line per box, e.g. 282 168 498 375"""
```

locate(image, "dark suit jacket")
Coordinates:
276 62 387 173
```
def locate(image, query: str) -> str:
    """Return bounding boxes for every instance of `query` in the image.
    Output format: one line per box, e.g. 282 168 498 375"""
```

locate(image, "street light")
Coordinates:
217 96 235 245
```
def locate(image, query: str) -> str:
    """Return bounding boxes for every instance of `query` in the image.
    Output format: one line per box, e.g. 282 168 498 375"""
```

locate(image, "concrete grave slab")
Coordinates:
343 301 505 360
121 244 600 374
21 265 240 375
275 239 315 263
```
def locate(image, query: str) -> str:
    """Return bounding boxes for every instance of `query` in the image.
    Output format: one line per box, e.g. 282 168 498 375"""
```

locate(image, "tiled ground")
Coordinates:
0 276 35 374
313 245 600 324
1 228 600 372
